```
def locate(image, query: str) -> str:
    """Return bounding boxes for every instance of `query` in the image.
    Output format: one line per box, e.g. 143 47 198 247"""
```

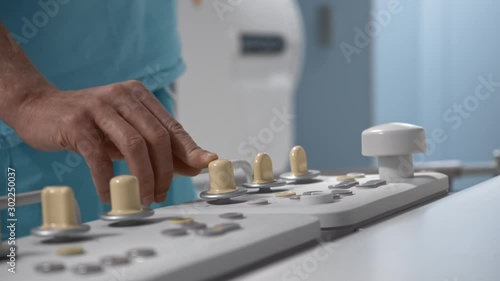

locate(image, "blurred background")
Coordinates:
176 0 500 192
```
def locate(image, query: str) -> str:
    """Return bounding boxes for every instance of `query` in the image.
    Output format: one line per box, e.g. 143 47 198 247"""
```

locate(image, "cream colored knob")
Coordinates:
208 160 237 194
253 153 276 184
108 175 142 216
40 186 80 230
280 145 320 182
290 146 309 176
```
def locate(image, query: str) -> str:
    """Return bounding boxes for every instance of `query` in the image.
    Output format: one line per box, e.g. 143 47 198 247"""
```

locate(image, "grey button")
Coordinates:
247 198 268 205
182 222 207 230
200 223 241 236
162 228 188 237
200 228 225 236
72 264 103 275
101 255 130 266
127 248 156 258
302 191 323 196
35 262 65 273
358 180 386 188
219 212 244 219
330 180 359 189
331 189 354 196
290 195 301 200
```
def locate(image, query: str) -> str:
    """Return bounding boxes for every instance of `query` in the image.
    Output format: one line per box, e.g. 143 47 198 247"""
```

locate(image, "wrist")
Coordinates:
0 79 56 130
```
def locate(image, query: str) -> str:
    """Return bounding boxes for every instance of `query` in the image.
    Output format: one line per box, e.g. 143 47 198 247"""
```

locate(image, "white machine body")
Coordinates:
176 0 304 173
1 213 319 281
175 172 449 234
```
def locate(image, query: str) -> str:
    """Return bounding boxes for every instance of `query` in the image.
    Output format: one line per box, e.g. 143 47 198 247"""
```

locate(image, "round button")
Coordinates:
35 262 65 273
247 198 269 205
168 217 194 225
300 191 334 206
127 248 156 258
290 195 301 200
162 228 188 237
182 222 207 230
72 264 103 275
219 212 244 219
275 191 296 198
101 255 130 266
56 246 84 256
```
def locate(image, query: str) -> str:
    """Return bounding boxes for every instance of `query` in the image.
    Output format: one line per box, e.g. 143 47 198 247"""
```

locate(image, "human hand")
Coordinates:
13 80 218 205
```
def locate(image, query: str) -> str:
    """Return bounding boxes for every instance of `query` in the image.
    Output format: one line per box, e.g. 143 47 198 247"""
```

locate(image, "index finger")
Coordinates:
132 89 218 168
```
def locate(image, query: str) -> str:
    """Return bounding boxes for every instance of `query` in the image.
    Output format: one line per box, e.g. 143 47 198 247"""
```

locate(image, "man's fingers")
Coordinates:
77 142 114 204
127 83 218 168
94 109 155 206
173 154 202 176
112 92 174 204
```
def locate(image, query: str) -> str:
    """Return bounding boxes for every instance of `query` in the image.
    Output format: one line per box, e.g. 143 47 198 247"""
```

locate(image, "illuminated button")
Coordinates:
168 217 194 225
72 264 103 275
358 180 387 188
207 160 237 194
108 175 142 216
347 173 365 178
182 222 207 230
300 191 334 206
275 191 296 198
56 246 84 256
247 198 269 205
329 181 359 189
35 262 65 273
331 189 354 196
336 175 355 182
101 255 130 266
219 212 244 219
162 228 188 237
127 248 156 258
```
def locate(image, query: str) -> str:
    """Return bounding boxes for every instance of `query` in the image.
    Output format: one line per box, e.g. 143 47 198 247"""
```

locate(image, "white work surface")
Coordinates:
229 176 500 281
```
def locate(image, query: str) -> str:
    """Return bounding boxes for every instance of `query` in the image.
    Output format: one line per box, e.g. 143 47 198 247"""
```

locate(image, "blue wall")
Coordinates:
295 0 372 170
374 0 500 190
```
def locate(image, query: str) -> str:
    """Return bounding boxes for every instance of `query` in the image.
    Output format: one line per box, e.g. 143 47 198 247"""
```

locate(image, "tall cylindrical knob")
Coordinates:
108 175 142 216
290 146 309 176
40 186 81 230
208 160 237 194
253 153 275 184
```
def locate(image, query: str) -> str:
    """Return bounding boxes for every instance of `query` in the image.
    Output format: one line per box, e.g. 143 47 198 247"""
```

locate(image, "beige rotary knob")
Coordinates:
100 175 154 222
31 186 90 237
200 159 247 201
243 153 285 191
280 146 320 183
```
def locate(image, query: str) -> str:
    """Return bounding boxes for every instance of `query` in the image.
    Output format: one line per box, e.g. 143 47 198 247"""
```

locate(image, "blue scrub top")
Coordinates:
0 0 196 238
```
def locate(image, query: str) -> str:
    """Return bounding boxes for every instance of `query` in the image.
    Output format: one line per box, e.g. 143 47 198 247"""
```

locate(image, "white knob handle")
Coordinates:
362 123 426 180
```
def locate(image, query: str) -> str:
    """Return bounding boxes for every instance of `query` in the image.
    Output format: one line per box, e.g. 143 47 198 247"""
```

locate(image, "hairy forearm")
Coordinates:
0 22 54 128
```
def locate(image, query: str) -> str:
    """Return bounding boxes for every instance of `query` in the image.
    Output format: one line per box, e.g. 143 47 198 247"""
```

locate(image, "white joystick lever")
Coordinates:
362 123 426 181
